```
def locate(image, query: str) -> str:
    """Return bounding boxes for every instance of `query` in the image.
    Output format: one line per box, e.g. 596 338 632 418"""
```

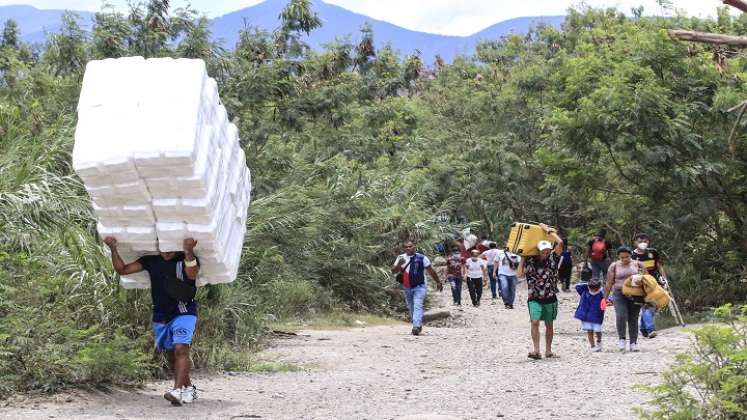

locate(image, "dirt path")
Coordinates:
1 284 693 420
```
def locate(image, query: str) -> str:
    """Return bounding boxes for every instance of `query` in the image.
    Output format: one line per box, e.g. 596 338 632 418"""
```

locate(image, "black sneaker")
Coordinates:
411 326 422 336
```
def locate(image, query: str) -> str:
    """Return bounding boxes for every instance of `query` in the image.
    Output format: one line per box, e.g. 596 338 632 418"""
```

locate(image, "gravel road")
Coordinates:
0 283 693 420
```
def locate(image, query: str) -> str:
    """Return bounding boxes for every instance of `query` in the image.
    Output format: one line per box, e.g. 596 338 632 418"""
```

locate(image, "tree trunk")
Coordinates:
669 30 747 47
724 0 747 14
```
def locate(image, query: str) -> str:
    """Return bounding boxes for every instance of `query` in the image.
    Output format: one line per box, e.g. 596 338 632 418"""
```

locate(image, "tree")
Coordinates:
353 23 376 74
275 0 322 57
45 13 89 76
1 19 19 49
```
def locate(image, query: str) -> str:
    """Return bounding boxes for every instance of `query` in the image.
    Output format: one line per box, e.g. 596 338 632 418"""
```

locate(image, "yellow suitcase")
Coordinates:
505 223 553 256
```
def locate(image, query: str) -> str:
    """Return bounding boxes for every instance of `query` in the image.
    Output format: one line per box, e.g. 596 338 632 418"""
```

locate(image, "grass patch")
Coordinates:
247 360 305 374
272 310 405 332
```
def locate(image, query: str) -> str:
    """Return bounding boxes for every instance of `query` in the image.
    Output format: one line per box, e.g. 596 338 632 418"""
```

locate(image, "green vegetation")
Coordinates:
247 359 306 374
276 310 404 331
0 0 746 395
637 305 747 419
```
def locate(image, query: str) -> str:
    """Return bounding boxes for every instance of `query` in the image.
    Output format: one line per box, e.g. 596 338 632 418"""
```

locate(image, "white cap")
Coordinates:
537 240 553 251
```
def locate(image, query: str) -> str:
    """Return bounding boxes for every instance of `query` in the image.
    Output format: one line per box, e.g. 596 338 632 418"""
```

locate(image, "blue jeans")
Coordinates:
448 276 462 305
640 306 656 335
498 274 517 306
403 284 427 327
591 260 610 281
487 265 497 298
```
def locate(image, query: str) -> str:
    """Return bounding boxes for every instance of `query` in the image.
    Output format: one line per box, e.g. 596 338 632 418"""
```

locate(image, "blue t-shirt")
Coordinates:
137 254 198 323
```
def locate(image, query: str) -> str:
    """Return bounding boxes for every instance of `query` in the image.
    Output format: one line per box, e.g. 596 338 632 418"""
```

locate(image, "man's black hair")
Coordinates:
597 228 607 238
635 232 649 240
489 242 497 249
617 246 633 255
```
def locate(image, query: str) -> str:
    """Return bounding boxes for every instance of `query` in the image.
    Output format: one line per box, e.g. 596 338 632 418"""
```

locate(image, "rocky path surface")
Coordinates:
1 284 693 420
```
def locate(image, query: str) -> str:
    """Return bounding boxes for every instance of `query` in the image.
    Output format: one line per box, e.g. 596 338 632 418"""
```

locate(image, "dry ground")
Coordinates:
0 283 693 420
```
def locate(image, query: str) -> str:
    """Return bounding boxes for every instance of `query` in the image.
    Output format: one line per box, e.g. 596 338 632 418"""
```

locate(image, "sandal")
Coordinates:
527 352 542 360
545 353 560 359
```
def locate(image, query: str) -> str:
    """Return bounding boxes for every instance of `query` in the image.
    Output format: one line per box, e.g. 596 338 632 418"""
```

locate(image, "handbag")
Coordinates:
504 250 519 270
395 257 414 284
165 260 197 302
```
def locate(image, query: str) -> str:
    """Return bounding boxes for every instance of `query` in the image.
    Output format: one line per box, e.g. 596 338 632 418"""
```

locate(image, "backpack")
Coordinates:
504 251 519 270
165 260 197 302
590 239 607 262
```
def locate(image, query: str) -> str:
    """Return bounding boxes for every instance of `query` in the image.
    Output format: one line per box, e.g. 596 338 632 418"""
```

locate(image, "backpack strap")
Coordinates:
400 256 415 273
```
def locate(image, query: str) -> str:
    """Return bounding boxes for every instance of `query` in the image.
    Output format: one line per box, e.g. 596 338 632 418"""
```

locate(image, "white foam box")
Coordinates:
75 57 251 287
103 245 155 289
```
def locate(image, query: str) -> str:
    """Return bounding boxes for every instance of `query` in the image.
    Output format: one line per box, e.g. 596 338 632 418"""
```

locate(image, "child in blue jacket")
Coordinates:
575 278 605 352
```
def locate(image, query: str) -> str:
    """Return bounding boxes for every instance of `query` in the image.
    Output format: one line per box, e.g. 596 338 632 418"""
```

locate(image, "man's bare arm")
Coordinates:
183 238 200 280
104 237 143 275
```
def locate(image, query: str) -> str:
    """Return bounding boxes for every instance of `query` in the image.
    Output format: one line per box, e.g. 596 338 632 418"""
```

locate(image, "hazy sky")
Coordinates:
0 0 733 36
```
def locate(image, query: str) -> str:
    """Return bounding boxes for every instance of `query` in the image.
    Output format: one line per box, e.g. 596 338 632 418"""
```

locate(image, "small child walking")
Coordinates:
574 278 606 352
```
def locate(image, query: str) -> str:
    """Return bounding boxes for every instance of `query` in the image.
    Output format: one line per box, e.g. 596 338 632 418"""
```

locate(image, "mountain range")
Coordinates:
0 0 564 62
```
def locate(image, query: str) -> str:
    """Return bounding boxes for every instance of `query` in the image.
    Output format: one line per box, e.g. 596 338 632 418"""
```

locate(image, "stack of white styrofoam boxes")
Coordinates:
73 57 251 288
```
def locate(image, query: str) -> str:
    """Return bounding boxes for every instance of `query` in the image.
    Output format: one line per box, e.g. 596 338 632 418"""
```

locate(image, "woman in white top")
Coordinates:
464 249 488 307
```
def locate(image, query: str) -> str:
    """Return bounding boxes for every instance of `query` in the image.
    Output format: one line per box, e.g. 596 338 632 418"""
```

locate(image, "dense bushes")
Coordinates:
638 305 747 419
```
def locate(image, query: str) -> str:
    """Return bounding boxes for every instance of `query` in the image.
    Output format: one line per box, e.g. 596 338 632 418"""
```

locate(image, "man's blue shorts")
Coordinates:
152 315 197 352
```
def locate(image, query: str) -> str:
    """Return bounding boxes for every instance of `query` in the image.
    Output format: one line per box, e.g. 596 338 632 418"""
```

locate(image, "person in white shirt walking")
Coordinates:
464 249 488 307
494 247 522 309
480 242 501 304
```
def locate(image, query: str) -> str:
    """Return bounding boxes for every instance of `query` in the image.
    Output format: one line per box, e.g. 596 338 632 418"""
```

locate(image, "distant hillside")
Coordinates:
210 0 564 62
0 4 93 45
0 1 564 61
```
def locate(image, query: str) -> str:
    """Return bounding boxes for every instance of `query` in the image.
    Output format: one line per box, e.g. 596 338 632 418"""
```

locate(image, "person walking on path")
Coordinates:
103 237 201 406
494 247 521 309
392 240 443 336
464 249 488 307
604 246 647 352
558 244 574 292
481 242 501 304
631 233 668 339
477 235 491 253
446 245 466 306
517 224 563 359
587 229 613 281
574 278 606 352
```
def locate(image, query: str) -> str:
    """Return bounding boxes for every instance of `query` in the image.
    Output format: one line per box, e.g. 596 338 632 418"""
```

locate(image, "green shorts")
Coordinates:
528 300 558 321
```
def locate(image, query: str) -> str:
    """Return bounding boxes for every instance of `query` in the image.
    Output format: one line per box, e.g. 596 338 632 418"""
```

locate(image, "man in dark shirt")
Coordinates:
104 236 200 406
517 224 563 360
558 244 574 292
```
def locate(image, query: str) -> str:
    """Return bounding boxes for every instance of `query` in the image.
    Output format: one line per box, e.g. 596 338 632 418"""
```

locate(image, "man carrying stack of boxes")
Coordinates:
73 57 252 406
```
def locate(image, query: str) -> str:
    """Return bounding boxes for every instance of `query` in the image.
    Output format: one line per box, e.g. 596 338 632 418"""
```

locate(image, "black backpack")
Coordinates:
165 260 197 302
